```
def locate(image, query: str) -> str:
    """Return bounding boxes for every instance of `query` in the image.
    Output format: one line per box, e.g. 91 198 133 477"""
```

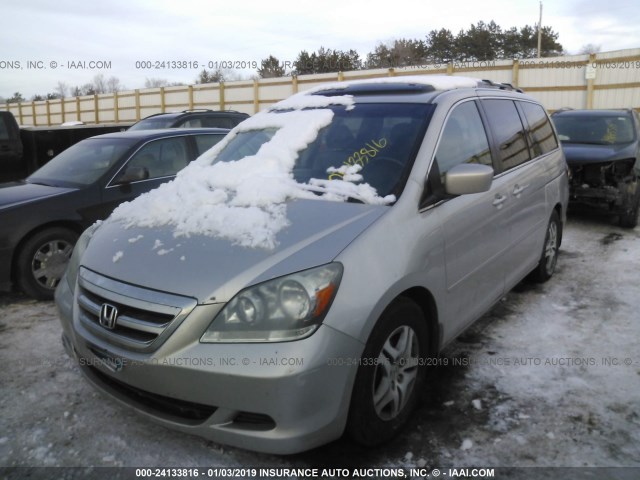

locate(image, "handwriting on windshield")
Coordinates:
328 138 388 180
602 123 617 143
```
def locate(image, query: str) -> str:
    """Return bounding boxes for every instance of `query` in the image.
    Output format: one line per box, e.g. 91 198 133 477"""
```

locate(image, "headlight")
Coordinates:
201 263 343 343
66 222 101 293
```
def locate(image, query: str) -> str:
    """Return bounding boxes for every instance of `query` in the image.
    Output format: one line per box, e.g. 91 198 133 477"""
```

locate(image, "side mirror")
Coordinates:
445 163 493 195
115 166 149 185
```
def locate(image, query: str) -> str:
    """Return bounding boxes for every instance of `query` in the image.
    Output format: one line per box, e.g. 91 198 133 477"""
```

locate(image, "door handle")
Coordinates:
492 194 507 207
512 184 529 196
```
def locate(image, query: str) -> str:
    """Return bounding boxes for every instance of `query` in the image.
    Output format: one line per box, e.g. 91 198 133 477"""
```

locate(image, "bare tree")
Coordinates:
92 74 107 94
106 76 124 93
144 78 169 88
54 81 69 99
81 83 96 96
578 43 601 54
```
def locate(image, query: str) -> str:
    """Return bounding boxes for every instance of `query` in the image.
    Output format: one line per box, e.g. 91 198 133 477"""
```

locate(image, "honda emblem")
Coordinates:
99 303 119 330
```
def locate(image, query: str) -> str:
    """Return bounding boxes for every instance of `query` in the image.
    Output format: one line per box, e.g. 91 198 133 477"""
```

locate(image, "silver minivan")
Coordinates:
56 76 569 454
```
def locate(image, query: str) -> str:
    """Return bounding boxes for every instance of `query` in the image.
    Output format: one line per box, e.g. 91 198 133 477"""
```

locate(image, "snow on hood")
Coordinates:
108 93 394 249
86 200 388 303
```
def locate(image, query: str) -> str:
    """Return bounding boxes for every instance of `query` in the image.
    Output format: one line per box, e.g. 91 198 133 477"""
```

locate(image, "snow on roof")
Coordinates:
109 94 392 250
269 91 355 111
306 75 480 94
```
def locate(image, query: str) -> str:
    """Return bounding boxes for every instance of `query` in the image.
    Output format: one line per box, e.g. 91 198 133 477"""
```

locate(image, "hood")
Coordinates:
562 141 637 166
81 199 388 303
0 181 76 209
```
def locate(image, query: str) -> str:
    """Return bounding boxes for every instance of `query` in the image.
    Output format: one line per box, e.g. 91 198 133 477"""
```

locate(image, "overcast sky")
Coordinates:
1 0 639 99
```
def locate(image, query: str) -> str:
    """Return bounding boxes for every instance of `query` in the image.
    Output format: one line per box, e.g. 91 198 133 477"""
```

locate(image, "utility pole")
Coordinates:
537 1 543 58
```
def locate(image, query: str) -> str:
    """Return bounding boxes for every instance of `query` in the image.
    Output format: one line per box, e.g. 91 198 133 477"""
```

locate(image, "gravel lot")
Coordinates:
1 214 639 478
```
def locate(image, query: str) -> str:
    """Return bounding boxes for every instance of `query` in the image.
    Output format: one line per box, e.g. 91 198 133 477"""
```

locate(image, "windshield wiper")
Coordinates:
566 140 612 145
300 183 368 204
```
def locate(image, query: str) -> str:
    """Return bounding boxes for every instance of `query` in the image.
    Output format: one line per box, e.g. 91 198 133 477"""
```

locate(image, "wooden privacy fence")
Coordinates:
4 48 640 126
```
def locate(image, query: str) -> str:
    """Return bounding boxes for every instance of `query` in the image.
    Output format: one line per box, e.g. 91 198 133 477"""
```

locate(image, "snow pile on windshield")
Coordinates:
109 93 394 249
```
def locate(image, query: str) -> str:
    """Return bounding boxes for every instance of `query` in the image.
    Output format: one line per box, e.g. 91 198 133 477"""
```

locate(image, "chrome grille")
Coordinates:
77 267 197 352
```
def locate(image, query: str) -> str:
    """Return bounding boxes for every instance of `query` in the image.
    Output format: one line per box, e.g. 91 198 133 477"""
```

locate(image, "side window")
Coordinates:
181 118 203 128
435 101 493 175
194 134 224 155
519 102 558 156
0 116 9 140
482 99 531 171
202 117 232 128
117 137 189 182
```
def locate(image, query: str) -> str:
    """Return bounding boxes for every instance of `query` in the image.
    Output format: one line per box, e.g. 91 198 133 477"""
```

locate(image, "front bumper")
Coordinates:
568 161 638 213
55 276 364 454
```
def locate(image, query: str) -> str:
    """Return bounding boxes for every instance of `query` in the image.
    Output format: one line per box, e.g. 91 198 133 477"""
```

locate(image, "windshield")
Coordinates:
553 114 636 145
213 103 433 198
109 101 433 250
28 137 136 187
129 117 176 131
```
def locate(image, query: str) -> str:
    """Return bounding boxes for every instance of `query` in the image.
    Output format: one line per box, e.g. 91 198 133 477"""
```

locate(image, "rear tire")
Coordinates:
16 227 78 300
529 211 561 283
347 298 428 446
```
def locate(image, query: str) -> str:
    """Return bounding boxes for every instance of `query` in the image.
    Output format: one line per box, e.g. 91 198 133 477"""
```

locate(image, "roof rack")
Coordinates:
479 79 524 93
313 83 435 97
179 109 246 114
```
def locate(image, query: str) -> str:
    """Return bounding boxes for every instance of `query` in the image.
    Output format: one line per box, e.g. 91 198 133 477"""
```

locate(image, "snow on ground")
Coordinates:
0 214 639 476
421 213 640 469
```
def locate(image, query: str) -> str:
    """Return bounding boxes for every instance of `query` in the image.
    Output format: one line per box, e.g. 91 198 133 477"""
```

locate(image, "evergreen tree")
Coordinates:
258 55 286 78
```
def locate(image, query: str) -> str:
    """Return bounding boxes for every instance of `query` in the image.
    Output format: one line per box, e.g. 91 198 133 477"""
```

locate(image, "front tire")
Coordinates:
16 227 78 300
619 186 639 229
347 298 428 446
